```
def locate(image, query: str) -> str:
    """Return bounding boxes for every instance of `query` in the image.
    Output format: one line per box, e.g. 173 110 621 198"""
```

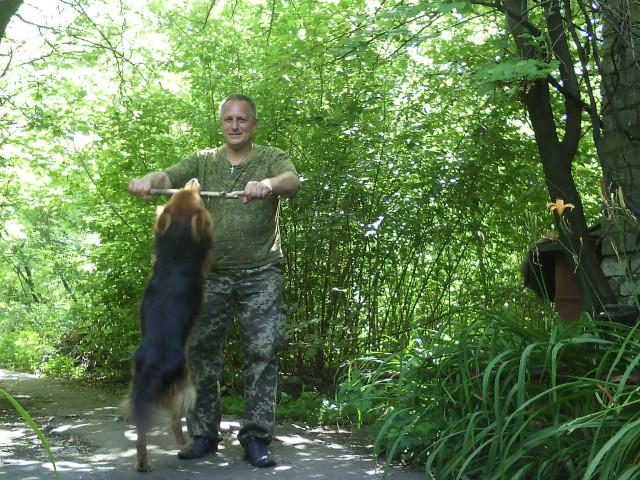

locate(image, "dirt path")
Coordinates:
0 369 425 479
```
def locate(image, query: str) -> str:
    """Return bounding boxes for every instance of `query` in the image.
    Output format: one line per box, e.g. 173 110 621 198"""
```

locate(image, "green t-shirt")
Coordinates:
165 144 298 270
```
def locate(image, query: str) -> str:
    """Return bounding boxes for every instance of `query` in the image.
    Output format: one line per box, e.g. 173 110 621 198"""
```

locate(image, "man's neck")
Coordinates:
226 143 254 164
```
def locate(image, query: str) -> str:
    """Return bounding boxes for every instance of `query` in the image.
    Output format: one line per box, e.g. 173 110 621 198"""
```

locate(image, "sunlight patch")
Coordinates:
0 428 26 445
44 461 89 472
275 434 312 445
3 458 38 466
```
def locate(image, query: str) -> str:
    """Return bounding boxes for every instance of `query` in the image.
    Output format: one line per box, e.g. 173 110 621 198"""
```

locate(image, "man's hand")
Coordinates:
243 180 273 204
128 178 154 200
243 173 301 204
128 172 172 201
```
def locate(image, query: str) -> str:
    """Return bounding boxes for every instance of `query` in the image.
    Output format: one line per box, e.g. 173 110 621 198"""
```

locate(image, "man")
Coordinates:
128 94 301 468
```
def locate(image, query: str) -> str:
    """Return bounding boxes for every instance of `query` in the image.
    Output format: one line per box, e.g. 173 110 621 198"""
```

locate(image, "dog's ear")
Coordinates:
190 210 212 241
155 206 172 235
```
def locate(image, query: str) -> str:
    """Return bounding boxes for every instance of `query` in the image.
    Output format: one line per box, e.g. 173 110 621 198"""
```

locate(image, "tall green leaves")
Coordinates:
339 314 640 479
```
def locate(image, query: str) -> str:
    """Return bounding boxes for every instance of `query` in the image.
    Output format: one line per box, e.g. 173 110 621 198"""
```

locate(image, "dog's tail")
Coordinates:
174 379 196 418
131 366 163 431
132 360 187 430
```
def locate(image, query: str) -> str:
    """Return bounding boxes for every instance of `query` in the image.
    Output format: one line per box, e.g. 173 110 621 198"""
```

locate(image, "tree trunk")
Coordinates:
0 0 23 43
504 0 617 317
599 0 640 312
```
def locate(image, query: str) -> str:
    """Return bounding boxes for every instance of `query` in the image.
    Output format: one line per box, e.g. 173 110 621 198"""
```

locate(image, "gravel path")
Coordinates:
0 369 425 479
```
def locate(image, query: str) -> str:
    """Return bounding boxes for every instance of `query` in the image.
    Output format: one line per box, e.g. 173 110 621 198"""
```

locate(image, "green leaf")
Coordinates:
0 388 60 480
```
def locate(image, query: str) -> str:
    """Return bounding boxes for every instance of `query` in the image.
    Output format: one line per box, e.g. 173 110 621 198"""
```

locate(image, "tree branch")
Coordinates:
546 0 582 161
197 1 217 33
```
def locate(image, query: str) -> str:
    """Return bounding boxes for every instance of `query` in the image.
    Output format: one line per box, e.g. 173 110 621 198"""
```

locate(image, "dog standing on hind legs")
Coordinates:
127 178 212 472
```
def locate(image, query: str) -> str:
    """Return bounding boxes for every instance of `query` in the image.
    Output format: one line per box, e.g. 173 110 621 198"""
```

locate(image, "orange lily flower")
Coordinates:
547 199 575 215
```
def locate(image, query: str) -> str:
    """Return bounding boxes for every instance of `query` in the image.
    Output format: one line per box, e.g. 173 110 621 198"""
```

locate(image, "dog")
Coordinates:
127 178 212 472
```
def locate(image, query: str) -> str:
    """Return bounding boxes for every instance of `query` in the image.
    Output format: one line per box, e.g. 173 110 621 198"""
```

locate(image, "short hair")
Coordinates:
219 94 258 119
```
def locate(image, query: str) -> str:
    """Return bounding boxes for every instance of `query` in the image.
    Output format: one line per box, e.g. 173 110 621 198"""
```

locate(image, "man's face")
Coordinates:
220 100 258 150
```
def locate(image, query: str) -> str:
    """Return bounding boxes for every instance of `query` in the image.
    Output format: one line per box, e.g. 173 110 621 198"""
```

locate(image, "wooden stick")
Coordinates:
150 189 246 198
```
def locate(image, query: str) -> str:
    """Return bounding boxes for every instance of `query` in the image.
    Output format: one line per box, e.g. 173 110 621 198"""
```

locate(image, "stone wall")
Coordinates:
599 0 640 308
601 218 640 305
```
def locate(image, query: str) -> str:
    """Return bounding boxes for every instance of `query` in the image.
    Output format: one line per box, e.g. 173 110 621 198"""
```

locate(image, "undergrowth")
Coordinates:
337 310 640 479
222 390 341 425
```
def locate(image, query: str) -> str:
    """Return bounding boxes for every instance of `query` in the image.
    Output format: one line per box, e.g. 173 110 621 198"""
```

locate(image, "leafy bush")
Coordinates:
39 353 85 378
277 390 341 424
220 390 341 425
0 330 46 373
338 311 640 479
220 394 245 417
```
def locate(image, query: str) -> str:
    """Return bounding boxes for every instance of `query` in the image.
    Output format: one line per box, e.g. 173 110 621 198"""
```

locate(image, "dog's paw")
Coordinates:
135 461 152 472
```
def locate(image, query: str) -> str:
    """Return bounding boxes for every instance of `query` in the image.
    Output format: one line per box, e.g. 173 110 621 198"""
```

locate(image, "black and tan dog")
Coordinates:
127 178 212 472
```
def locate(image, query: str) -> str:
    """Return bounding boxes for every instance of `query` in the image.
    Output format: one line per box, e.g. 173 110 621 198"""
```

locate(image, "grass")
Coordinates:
0 388 60 480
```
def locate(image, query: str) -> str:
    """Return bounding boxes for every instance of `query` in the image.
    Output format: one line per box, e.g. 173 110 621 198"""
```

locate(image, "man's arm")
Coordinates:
243 171 301 204
128 172 172 201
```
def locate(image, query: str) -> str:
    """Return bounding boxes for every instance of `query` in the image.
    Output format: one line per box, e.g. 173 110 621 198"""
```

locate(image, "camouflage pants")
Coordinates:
186 258 286 447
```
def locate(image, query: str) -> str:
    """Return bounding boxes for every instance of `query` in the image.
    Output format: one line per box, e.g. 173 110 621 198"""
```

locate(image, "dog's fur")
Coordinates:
127 178 212 472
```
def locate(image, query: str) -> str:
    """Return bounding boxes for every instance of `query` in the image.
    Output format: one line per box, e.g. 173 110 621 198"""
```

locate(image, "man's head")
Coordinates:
219 94 258 151
219 94 258 119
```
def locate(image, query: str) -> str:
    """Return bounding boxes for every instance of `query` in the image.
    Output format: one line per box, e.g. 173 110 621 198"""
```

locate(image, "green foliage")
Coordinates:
475 58 562 95
39 353 85 378
0 330 45 372
1 0 558 382
220 394 245 417
339 312 640 478
276 391 341 424
0 0 619 447
221 390 341 424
